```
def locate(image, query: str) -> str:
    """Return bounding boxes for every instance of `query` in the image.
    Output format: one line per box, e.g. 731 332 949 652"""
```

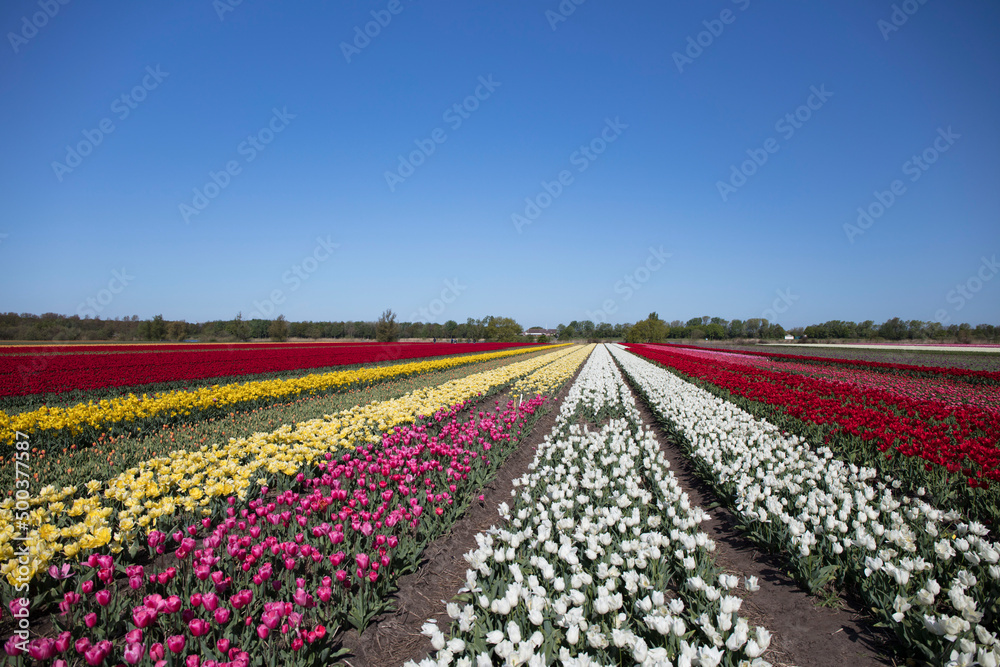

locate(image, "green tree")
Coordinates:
484 316 522 342
376 309 399 342
229 312 251 341
269 315 289 342
166 320 187 341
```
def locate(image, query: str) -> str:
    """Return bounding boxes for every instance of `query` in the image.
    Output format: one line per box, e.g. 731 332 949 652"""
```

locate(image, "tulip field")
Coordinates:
2 341 999 666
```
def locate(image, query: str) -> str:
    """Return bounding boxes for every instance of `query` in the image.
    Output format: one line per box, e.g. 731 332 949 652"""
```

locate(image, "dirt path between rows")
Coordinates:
333 362 588 667
620 371 899 667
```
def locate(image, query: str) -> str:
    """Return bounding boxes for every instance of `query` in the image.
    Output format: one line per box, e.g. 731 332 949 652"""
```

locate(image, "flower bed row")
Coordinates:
410 345 773 667
0 345 593 666
626 343 1000 526
610 344 1000 666
1 395 551 666
0 346 583 588
0 345 564 449
663 343 1000 386
0 342 537 398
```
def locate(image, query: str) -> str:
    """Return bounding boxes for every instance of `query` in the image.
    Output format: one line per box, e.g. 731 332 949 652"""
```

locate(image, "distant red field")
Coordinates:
0 341 536 397
0 341 366 355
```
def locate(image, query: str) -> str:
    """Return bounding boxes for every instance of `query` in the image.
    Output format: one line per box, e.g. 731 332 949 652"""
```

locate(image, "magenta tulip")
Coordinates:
166 635 186 654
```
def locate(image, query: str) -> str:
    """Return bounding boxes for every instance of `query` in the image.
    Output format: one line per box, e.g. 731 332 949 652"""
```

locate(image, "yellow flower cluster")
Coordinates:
0 345 584 585
509 344 594 398
0 345 562 446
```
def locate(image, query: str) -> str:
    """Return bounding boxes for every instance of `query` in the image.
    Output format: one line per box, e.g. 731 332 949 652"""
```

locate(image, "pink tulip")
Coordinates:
256 625 269 639
216 638 230 655
149 643 165 660
202 593 219 611
95 589 111 606
48 564 73 580
84 646 107 666
166 635 186 654
189 618 210 637
261 609 281 630
123 642 144 665
187 656 201 667
125 629 142 645
317 586 332 603
81 580 94 594
74 637 91 654
85 613 97 628
190 593 203 607
55 631 72 653
165 596 182 613
28 638 58 661
133 606 157 628
214 608 231 624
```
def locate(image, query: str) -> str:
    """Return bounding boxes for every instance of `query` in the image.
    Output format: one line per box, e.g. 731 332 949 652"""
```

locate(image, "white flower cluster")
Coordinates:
406 345 772 667
609 344 1000 667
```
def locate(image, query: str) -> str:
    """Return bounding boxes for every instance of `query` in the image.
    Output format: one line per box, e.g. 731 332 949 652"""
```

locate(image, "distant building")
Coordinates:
523 327 558 337
784 334 795 340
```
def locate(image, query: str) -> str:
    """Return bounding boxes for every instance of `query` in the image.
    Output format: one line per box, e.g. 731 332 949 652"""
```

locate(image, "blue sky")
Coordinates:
1 0 998 329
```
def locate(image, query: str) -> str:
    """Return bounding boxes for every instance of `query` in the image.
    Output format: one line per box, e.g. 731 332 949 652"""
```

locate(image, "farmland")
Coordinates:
1 342 997 667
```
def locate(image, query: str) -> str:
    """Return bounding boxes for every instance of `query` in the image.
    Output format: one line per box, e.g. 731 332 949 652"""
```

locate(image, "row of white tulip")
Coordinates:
406 344 773 667
608 344 1000 667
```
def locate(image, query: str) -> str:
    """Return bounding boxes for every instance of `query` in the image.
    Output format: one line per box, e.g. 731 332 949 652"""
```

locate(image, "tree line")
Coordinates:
0 312 526 343
0 311 996 344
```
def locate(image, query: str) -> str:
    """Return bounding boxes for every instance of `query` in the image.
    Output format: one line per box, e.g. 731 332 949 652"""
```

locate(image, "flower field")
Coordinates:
0 345 559 450
4 339 998 666
1 343 591 666
625 343 1000 528
0 342 537 398
410 344 772 666
611 344 999 665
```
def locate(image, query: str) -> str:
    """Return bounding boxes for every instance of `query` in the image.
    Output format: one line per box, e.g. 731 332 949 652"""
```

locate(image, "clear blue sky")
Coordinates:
2 0 998 329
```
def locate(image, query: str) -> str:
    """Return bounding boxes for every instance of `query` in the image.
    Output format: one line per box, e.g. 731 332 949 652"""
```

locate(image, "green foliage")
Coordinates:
375 309 399 342
229 312 251 341
269 315 289 342
483 315 521 342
